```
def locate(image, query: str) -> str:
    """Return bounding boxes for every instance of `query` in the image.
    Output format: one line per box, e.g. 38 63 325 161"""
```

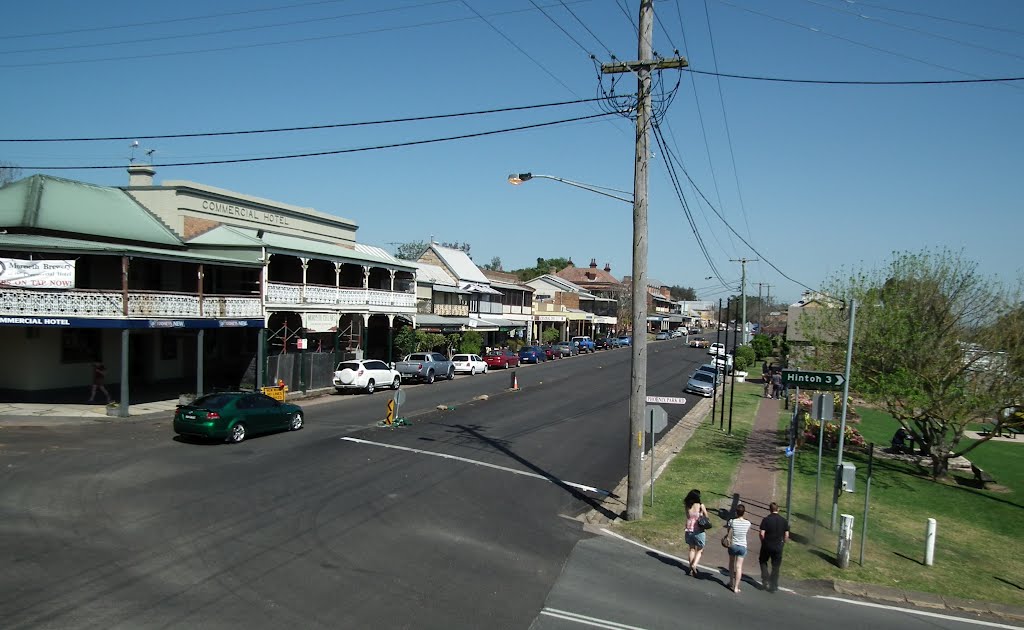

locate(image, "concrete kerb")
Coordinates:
582 393 718 526
829 580 1024 622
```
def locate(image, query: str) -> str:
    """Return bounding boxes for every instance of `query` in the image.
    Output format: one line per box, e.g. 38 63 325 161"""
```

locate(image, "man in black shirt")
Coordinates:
759 502 790 593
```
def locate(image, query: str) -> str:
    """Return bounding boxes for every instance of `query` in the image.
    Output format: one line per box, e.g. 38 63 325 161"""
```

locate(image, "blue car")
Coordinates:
616 335 633 347
518 346 547 364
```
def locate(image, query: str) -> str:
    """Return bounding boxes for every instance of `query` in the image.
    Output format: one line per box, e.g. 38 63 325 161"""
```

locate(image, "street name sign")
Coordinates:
781 370 845 390
645 395 687 405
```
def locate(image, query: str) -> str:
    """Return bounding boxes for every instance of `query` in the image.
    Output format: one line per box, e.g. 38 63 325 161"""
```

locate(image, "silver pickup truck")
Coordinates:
394 352 455 384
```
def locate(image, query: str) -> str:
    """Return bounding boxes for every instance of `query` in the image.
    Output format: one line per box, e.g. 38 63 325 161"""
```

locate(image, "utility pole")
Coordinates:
757 283 773 334
602 0 687 521
731 258 757 345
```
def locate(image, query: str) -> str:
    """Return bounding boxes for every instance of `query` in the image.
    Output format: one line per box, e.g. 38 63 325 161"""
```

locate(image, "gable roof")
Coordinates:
481 269 534 292
555 263 625 288
429 244 488 283
0 175 184 247
412 261 458 286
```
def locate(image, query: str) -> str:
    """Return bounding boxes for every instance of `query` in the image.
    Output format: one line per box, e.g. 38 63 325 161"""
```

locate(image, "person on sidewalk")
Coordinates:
683 489 710 577
758 501 790 593
771 371 783 399
88 362 111 404
726 504 752 593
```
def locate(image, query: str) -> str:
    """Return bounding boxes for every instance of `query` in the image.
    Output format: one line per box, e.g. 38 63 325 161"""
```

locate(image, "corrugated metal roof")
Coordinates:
488 279 533 291
0 233 261 266
412 262 458 286
430 244 488 283
187 225 264 247
0 175 183 247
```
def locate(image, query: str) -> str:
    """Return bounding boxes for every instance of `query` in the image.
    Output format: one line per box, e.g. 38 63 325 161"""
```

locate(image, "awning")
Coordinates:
432 284 471 294
0 233 263 266
477 316 517 328
416 314 472 331
468 317 499 331
461 282 502 295
564 308 595 321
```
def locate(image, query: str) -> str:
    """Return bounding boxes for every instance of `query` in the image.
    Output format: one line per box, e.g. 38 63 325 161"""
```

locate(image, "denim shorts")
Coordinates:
685 531 706 549
728 544 747 557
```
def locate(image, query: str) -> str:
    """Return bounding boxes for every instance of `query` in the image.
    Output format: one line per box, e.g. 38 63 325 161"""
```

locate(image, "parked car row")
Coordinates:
684 362 725 398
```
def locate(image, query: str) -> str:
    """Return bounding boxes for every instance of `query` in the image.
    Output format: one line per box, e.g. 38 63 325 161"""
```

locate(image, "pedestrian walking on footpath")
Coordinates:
683 489 710 577
88 362 111 404
758 502 790 593
771 370 783 399
725 504 751 593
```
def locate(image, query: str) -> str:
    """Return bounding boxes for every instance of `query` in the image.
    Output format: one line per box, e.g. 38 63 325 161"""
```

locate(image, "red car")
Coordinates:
484 350 520 369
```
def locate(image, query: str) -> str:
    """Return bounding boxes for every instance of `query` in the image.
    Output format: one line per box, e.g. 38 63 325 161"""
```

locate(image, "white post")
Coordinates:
925 518 937 566
837 513 854 569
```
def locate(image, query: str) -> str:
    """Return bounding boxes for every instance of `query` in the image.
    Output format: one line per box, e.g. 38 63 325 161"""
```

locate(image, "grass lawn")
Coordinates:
615 379 763 556
779 404 1024 607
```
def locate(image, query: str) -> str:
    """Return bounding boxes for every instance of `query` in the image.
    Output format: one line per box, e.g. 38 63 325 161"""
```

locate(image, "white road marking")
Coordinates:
814 597 1023 628
339 437 611 496
540 608 650 630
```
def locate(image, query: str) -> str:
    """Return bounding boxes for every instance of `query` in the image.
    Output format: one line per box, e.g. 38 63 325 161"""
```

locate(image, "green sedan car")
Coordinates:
173 392 304 443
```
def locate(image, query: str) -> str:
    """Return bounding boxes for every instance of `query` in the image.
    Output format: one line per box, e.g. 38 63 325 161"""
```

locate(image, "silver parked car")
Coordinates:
685 370 718 397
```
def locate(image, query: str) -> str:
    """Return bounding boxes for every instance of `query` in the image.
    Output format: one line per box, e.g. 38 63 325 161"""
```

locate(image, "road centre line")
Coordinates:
813 597 1023 629
540 607 650 630
339 437 612 496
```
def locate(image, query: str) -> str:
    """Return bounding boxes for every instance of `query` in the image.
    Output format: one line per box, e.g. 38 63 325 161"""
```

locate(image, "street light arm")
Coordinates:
507 172 633 204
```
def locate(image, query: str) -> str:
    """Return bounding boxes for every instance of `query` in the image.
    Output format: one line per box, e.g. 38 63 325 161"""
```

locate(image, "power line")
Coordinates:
557 0 618 59
0 0 356 41
685 68 1024 85
528 0 595 58
797 0 1024 64
0 96 612 143
712 0 1024 91
835 0 1024 37
17 110 625 170
657 122 818 294
614 0 639 36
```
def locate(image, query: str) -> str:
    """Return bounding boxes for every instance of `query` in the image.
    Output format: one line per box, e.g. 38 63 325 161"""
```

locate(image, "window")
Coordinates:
367 361 389 370
61 329 101 364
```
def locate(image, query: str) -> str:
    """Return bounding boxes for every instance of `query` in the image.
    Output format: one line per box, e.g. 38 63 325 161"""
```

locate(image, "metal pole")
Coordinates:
711 298 722 425
197 329 205 397
813 380 825 542
119 329 130 418
740 262 748 345
831 299 857 529
786 385 799 520
859 442 874 566
256 328 266 389
650 425 656 507
625 0 653 521
725 300 736 433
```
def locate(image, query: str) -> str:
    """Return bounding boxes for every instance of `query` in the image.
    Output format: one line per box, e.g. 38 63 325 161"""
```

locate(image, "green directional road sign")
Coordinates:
781 370 845 390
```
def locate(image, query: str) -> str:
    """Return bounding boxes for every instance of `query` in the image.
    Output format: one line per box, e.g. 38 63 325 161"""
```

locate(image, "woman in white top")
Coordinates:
726 503 752 593
683 489 709 577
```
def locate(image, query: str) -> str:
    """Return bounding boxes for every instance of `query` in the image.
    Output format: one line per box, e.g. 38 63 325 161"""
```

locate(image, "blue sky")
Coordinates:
1 0 1021 304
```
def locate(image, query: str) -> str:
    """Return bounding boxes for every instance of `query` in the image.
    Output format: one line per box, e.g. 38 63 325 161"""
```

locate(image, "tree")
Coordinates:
800 249 1024 478
617 286 633 333
394 241 428 261
481 256 503 271
394 326 418 357
669 285 697 301
541 327 561 343
440 241 471 257
459 330 483 354
512 257 571 282
0 161 22 187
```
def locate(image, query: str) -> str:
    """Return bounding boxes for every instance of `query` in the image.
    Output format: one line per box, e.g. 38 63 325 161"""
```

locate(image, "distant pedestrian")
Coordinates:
726 504 751 593
683 489 710 577
758 502 790 593
771 371 783 399
88 362 111 403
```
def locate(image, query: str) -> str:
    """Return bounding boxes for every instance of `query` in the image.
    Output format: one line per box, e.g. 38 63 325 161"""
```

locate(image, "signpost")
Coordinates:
781 370 844 390
644 404 669 506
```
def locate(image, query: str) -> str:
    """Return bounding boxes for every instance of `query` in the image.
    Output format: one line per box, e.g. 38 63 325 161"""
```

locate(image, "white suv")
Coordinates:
333 360 401 394
708 342 726 356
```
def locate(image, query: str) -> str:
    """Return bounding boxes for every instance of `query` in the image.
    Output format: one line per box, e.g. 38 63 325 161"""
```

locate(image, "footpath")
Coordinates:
587 377 1024 624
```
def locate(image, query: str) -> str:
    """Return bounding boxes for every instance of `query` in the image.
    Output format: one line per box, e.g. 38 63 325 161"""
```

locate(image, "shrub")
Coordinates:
734 345 756 372
459 330 483 354
751 335 772 360
541 328 561 343
802 419 866 450
394 326 417 357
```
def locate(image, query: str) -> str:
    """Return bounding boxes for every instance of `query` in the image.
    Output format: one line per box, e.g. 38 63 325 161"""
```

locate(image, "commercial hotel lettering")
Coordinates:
202 200 289 226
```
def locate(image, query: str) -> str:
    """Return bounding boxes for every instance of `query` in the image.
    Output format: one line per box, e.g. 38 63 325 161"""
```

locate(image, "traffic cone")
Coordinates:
511 371 520 391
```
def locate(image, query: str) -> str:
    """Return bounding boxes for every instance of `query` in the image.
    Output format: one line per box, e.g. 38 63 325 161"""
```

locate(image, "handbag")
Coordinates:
697 514 713 531
721 533 731 548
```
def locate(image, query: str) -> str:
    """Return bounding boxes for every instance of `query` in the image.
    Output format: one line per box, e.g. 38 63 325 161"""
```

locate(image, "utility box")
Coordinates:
839 462 856 493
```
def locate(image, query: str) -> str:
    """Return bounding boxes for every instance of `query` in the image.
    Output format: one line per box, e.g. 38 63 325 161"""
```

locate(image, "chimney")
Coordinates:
604 262 611 272
127 164 156 187
589 258 597 269
566 258 574 267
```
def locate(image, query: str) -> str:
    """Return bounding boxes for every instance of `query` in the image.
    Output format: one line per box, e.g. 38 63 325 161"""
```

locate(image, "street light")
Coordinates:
507 172 633 204
509 169 647 521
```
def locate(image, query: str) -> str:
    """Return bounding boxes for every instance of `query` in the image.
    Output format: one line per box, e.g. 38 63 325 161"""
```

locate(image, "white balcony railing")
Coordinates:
0 288 261 319
267 282 415 310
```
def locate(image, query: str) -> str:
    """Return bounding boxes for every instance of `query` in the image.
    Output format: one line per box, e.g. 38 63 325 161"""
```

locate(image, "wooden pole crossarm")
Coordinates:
601 57 688 74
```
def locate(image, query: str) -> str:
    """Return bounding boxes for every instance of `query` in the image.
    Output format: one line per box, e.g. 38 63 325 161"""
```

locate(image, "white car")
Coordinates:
451 354 488 375
708 342 726 356
333 360 401 394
